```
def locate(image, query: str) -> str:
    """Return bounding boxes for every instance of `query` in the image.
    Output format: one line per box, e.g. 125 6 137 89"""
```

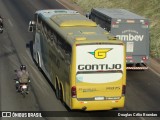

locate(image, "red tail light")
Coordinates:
126 56 132 59
142 56 146 60
112 22 117 25
145 22 149 25
122 85 126 95
112 22 119 28
71 86 77 98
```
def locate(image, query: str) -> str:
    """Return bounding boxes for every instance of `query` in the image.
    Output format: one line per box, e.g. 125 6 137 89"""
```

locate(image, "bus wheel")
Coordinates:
59 85 64 103
37 53 40 66
56 82 60 100
36 53 41 70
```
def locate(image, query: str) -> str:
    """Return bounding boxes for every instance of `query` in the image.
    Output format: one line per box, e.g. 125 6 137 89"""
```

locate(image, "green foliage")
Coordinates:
72 0 160 58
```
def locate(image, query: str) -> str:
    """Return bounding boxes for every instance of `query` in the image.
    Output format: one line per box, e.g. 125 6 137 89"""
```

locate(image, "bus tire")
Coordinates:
56 82 60 100
59 85 64 103
36 53 41 70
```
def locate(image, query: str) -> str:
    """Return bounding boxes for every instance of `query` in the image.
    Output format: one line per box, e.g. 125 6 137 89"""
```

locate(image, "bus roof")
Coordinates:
37 9 123 45
50 14 97 27
92 8 146 20
36 9 80 18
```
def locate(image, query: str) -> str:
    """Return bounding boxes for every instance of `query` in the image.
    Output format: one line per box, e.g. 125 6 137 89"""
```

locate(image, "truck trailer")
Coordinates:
87 8 150 70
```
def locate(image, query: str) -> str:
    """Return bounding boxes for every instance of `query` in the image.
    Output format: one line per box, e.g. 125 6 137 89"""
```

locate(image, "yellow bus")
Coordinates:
29 9 126 111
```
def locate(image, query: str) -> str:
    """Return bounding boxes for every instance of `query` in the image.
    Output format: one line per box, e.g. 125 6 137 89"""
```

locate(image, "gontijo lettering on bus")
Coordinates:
78 64 122 70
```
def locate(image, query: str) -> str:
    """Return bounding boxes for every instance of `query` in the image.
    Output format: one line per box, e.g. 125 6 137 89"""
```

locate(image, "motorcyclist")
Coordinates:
16 65 30 92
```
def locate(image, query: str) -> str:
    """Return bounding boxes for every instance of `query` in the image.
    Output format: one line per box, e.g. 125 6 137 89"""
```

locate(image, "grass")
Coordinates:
71 0 160 58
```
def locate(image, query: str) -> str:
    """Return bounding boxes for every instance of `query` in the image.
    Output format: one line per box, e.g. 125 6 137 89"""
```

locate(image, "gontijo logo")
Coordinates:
89 48 112 59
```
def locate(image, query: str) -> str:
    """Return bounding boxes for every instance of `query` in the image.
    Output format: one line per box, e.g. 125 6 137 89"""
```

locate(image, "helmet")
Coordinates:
20 65 26 70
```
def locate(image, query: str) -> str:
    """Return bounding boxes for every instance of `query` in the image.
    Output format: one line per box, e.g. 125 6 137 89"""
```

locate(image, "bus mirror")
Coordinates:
28 21 35 32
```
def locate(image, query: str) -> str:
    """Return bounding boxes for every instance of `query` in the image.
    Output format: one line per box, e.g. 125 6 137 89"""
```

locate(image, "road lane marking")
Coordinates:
26 49 34 64
64 117 69 120
28 64 50 95
8 19 13 27
149 67 160 78
56 0 70 9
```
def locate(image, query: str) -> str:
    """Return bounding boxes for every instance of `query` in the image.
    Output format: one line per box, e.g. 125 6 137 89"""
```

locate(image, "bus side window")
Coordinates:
37 16 42 31
44 24 49 39
41 21 44 33
53 33 58 47
44 24 54 44
50 33 54 42
47 26 53 42
56 35 62 49
64 44 71 55
50 32 57 48
64 42 71 64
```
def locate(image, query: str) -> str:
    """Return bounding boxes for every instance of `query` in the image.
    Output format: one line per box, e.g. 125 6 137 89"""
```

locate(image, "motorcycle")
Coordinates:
14 69 30 97
18 83 28 98
16 80 29 98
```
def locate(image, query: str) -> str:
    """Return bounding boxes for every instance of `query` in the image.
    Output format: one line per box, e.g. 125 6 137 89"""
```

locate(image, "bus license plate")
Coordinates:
95 96 104 100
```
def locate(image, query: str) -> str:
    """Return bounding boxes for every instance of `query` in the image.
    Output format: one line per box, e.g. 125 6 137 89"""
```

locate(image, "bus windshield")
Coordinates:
76 43 124 84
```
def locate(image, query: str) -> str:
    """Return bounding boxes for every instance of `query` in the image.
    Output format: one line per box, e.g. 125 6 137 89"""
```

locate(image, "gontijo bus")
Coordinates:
28 9 126 111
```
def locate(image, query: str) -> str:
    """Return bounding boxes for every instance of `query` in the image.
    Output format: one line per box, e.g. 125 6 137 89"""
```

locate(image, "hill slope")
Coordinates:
71 0 160 58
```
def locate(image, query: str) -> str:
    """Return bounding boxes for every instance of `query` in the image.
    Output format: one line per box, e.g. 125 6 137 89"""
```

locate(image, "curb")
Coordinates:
57 0 84 14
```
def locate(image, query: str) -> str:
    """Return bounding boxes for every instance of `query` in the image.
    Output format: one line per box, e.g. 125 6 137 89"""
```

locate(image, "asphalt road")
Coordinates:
0 0 160 120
